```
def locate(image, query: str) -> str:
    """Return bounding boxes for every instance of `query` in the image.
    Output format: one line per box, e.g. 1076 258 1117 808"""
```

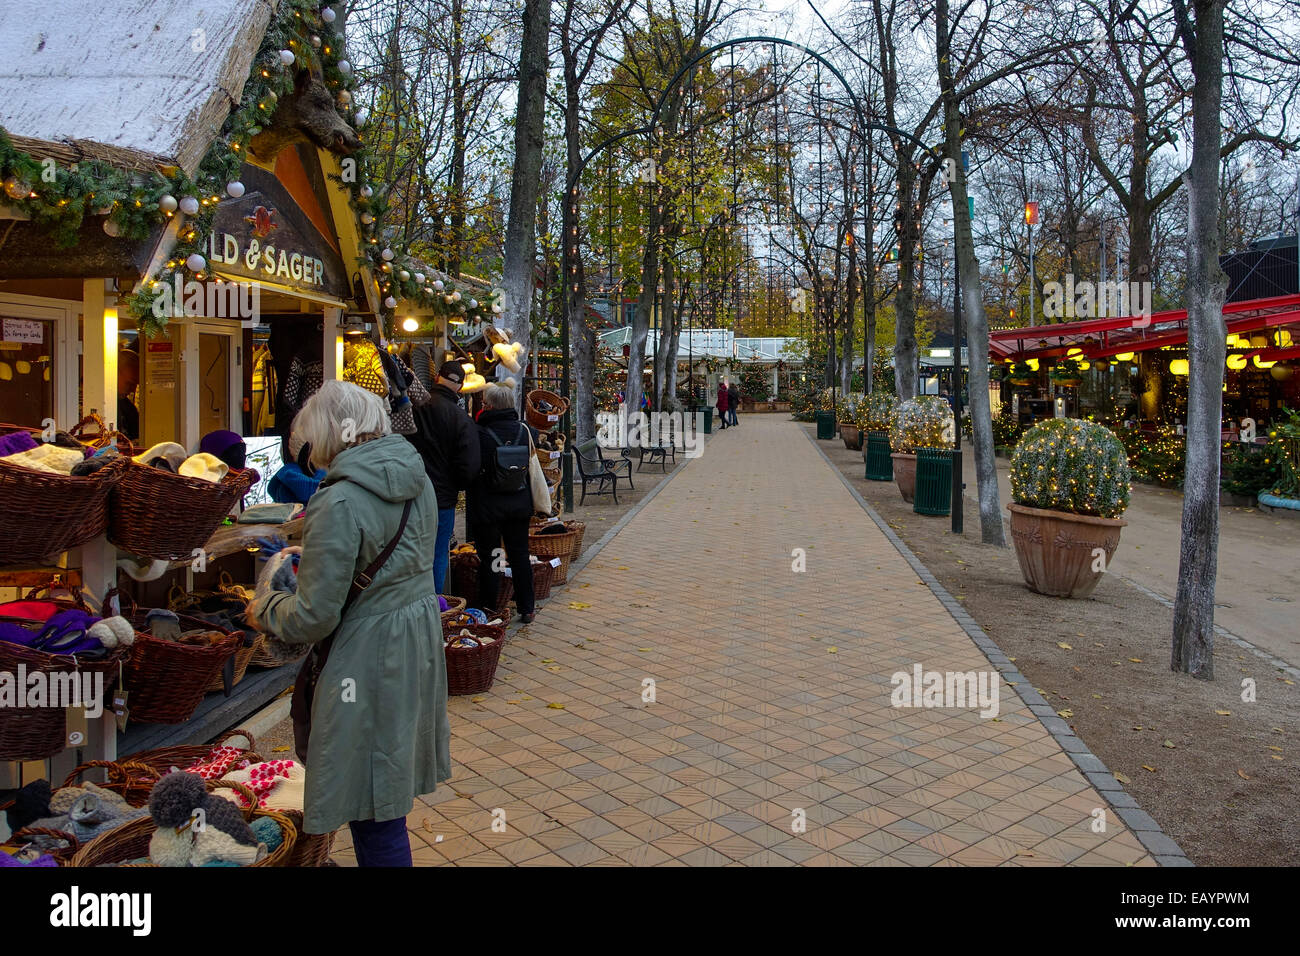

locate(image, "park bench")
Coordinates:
574 439 634 505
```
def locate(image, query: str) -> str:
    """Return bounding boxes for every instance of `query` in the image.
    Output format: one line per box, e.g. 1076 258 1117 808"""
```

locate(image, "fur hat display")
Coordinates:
177 452 230 483
147 772 266 867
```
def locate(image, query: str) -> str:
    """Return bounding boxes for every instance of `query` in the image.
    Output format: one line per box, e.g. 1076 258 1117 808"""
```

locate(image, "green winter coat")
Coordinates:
254 434 451 835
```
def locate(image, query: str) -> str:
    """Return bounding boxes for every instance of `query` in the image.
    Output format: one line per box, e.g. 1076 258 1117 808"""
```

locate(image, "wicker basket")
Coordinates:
448 552 512 615
122 606 242 724
528 526 577 585
249 636 308 668
439 594 467 617
108 461 254 561
60 760 163 808
530 559 555 600
0 451 127 564
203 633 264 694
282 813 337 867
444 625 507 695
1 827 82 865
68 779 297 867
525 389 569 430
565 520 587 562
0 609 132 761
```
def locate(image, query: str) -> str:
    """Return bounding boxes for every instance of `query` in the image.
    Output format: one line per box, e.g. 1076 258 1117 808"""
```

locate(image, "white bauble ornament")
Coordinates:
451 290 461 302
186 253 207 272
3 177 29 200
158 194 178 213
381 247 394 261
322 7 337 23
226 181 245 198
432 279 444 292
444 295 454 305
337 90 352 107
360 212 374 225
338 60 352 75
360 185 373 199
399 270 410 281
468 299 477 309
414 273 425 285
279 49 295 66
102 218 121 238
310 35 321 48
492 303 503 315
266 90 278 105
384 296 397 309
179 196 200 215
354 109 369 126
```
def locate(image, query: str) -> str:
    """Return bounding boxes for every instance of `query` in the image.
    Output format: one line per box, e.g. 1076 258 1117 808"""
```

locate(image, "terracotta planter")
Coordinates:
891 452 917 502
1007 503 1127 599
840 423 863 450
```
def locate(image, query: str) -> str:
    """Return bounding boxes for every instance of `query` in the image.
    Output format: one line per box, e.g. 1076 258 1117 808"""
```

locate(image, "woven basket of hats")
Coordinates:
525 389 569 430
0 426 128 564
444 623 507 695
108 459 254 561
528 524 577 585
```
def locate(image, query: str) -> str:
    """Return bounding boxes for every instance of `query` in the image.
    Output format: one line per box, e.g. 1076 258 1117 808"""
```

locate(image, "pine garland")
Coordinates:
0 0 501 338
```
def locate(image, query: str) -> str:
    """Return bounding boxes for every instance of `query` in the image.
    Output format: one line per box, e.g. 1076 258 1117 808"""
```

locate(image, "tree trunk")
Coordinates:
936 0 1005 546
448 0 466 277
562 46 590 440
499 0 551 404
894 160 920 399
1170 0 1228 679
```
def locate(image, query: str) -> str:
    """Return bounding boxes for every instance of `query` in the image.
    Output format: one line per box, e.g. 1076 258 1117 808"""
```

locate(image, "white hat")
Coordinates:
177 452 229 484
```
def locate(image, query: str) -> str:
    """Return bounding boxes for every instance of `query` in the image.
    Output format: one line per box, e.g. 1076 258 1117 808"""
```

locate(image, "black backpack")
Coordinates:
484 423 530 492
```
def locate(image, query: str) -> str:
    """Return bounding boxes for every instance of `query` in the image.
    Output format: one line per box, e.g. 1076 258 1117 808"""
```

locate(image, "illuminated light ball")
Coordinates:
414 273 425 285
381 247 395 261
338 60 352 76
179 196 200 215
360 212 374 225
1168 359 1189 376
1271 365 1294 381
322 7 336 22
226 181 245 198
384 296 398 309
279 49 296 66
103 218 121 237
399 270 410 281
186 253 207 272
402 317 420 333
158 194 178 213
432 279 445 292
380 262 391 273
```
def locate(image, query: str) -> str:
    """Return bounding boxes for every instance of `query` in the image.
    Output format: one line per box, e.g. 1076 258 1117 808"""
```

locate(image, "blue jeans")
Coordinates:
349 818 412 867
433 506 456 594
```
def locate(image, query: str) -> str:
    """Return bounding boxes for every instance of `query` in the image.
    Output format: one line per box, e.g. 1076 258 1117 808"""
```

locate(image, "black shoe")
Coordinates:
520 612 536 624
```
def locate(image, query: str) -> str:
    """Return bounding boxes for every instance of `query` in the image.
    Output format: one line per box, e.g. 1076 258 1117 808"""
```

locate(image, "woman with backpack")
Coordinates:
468 379 539 623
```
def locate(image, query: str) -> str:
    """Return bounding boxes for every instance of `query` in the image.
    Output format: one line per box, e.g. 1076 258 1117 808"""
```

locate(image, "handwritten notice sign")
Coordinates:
2 318 44 344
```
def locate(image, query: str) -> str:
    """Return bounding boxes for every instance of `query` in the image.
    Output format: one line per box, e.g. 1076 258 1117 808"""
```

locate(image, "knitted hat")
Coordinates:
0 430 38 458
199 430 247 469
438 360 466 384
133 441 187 472
178 452 229 483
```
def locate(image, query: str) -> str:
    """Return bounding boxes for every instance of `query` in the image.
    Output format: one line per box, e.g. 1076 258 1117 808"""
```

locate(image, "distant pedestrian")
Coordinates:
406 361 481 594
727 381 741 426
468 379 539 624
716 381 730 429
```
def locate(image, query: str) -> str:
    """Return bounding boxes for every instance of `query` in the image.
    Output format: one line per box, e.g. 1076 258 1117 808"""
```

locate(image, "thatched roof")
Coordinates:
0 0 275 175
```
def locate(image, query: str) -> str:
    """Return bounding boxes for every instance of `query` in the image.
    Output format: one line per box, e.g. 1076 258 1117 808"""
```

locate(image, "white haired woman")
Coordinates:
468 378 541 623
249 380 449 867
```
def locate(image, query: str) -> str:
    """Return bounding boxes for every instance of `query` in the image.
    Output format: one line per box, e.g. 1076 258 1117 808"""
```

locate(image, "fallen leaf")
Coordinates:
568 601 592 609
541 659 555 664
1215 710 1232 716
1092 694 1102 699
616 566 629 570
1114 771 1131 784
547 702 565 709
1268 745 1283 752
470 696 485 703
1270 755 1283 761
1142 765 1157 773
1237 769 1251 780
1057 709 1074 718
547 666 562 672
637 647 652 652
1162 740 1175 749
1132 726 1144 731
828 646 838 654
1128 658 1143 663
271 746 290 753
1057 642 1073 650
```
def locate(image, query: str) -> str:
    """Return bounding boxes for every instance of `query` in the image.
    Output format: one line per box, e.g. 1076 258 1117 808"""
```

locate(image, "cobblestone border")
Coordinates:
802 426 1193 867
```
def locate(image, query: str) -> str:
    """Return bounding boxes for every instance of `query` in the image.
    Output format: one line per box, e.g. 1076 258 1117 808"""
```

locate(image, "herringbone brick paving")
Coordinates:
333 415 1153 866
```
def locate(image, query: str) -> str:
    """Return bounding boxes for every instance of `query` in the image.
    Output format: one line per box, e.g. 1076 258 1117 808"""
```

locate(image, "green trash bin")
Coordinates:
914 447 954 516
815 410 836 440
694 406 713 435
864 430 893 481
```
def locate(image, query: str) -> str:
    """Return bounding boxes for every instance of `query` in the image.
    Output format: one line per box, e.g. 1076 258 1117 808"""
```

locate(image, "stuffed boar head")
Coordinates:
247 67 362 169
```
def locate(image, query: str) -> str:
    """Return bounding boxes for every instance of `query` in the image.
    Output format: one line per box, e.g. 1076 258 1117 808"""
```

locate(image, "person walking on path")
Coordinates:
249 381 450 867
468 379 539 623
727 381 741 426
406 361 481 594
716 381 730 430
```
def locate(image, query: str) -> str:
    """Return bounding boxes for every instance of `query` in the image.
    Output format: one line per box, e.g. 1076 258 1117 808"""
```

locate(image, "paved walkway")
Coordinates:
335 416 1154 866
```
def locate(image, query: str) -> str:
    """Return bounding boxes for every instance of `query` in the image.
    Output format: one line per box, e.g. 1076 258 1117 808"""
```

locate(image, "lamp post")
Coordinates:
1025 201 1039 326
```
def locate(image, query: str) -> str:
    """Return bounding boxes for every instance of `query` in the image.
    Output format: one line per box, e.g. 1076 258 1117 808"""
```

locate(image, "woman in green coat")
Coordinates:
250 380 450 866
